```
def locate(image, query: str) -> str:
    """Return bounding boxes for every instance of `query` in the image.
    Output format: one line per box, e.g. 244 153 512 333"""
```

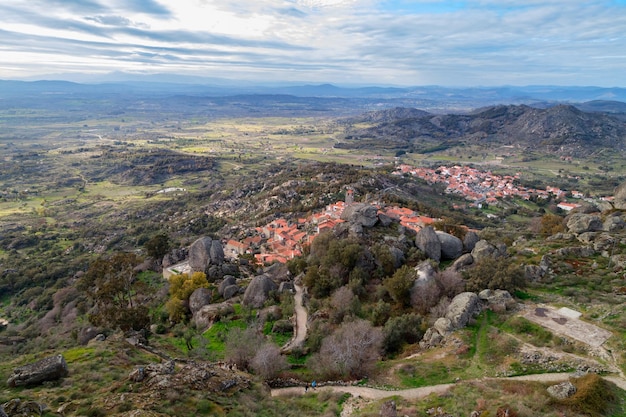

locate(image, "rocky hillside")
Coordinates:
337 104 626 156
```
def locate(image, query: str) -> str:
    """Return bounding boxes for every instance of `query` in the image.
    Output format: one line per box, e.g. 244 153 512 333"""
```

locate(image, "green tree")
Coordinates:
383 313 424 354
384 265 415 307
166 272 210 322
144 233 170 259
79 252 150 331
540 213 565 236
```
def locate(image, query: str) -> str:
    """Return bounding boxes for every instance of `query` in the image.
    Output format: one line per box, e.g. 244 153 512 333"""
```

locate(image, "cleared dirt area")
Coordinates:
522 305 612 348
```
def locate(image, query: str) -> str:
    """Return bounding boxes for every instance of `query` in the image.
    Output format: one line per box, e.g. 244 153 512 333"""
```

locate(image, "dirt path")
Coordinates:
271 372 626 400
281 284 308 352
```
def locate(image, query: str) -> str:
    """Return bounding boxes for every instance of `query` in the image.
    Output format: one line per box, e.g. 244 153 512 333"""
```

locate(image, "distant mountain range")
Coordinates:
1 79 626 111
338 104 626 156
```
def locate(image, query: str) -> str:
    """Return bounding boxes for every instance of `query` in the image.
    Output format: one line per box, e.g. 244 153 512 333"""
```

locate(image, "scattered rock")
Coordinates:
242 274 278 308
2 399 45 417
193 303 235 331
547 381 577 400
378 213 393 227
7 354 69 387
436 231 463 260
415 226 441 262
478 289 515 312
379 400 397 417
218 276 237 296
278 281 295 293
189 288 212 316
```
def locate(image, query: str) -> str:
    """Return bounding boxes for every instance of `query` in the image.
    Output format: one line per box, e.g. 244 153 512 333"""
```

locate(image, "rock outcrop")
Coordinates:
340 203 379 228
7 354 69 387
129 360 251 394
415 226 441 262
242 274 278 308
478 289 516 312
566 213 603 234
603 214 625 232
188 237 225 273
436 231 463 260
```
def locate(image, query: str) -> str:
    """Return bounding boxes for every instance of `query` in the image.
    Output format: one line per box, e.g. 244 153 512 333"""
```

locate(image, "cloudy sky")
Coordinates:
1 0 625 86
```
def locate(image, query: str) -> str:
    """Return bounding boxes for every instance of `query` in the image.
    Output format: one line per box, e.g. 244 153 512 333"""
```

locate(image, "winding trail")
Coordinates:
271 372 626 400
281 284 308 352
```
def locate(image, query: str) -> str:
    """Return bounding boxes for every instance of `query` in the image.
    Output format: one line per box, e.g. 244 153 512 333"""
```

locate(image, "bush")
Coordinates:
383 313 424 355
464 257 525 293
549 374 619 417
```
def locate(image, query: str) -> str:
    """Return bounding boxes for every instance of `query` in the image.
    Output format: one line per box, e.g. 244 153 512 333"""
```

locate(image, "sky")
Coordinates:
1 0 625 86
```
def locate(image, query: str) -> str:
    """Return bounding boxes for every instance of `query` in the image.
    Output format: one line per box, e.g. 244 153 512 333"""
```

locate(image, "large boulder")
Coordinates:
604 215 625 232
612 181 626 209
222 285 240 300
193 303 235 331
566 213 603 234
436 232 463 260
242 274 278 308
463 231 480 253
478 289 516 312
471 240 499 262
445 292 480 330
189 237 224 273
189 288 212 316
340 203 379 228
415 226 441 262
451 253 474 271
218 275 237 297
7 355 69 387
524 265 545 282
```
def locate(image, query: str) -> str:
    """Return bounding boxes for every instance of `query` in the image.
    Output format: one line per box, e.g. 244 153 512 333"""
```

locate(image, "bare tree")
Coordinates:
410 278 441 315
436 269 465 298
250 343 288 379
225 327 264 370
329 286 356 324
309 319 383 379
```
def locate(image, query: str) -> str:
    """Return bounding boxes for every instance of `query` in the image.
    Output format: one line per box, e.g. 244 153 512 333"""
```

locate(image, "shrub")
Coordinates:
383 313 424 354
553 373 619 417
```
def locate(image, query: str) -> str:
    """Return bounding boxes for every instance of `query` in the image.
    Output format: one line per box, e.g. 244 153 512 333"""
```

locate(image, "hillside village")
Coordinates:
393 164 614 210
165 163 617 276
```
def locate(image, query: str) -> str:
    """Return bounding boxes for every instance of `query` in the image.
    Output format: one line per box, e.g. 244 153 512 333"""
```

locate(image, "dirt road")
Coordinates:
281 284 308 351
271 372 626 400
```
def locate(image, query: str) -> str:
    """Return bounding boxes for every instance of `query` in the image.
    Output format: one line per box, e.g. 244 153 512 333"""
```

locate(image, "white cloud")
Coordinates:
0 0 624 85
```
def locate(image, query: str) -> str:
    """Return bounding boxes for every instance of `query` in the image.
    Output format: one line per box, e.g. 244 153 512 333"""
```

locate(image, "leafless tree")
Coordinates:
225 327 264 371
250 343 288 379
436 269 465 298
310 319 382 379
